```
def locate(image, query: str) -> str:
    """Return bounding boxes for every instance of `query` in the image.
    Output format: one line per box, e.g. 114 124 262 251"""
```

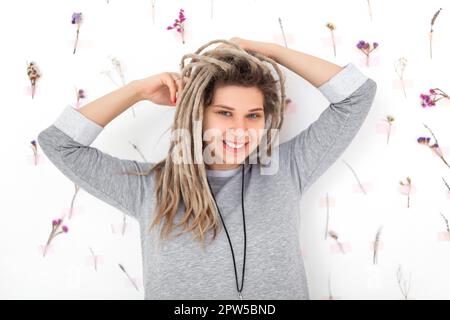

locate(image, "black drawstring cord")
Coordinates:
206 163 247 300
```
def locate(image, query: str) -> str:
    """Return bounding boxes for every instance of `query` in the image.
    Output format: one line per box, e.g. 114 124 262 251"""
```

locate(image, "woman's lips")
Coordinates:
222 140 249 153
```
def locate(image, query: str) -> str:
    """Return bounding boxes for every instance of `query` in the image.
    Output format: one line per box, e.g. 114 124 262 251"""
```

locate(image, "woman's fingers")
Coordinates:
162 72 178 104
169 72 187 102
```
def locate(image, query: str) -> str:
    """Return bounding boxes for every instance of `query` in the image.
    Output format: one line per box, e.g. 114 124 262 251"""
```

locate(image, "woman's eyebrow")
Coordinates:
212 104 263 112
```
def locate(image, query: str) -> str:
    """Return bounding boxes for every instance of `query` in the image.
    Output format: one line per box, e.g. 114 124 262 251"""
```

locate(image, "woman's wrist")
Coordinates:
127 80 146 103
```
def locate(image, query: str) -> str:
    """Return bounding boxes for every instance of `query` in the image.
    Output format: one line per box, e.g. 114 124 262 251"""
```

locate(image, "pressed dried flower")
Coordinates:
396 265 411 300
43 218 69 257
75 88 86 108
68 184 80 219
89 247 98 271
384 115 395 145
129 141 147 162
430 8 443 59
342 159 367 194
328 230 346 254
442 177 450 192
30 140 38 166
418 123 450 169
167 8 186 44
356 40 379 67
420 88 449 108
324 192 330 240
373 226 383 264
326 22 337 57
27 61 41 99
440 212 450 233
367 0 373 21
118 263 139 291
399 176 412 208
278 17 288 48
151 0 156 25
71 12 83 54
394 57 408 98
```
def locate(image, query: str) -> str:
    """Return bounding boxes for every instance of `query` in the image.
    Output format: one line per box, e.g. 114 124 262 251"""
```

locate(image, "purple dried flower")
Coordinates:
167 8 186 44
417 136 431 145
43 218 69 257
420 88 449 108
356 40 379 67
71 12 82 24
71 12 83 54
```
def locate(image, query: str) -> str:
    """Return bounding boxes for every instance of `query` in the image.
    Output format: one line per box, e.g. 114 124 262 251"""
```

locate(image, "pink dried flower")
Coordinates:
167 9 186 44
43 218 69 257
420 88 449 108
356 40 379 67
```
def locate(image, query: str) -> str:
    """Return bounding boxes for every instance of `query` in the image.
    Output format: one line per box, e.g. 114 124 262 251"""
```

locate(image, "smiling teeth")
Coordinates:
224 141 245 149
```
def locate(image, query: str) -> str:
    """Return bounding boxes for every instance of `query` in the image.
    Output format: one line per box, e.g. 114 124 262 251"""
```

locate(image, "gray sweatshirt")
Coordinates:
37 62 377 300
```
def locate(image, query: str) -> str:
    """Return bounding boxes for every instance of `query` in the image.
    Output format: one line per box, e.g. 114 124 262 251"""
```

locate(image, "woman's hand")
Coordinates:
135 72 185 107
216 37 276 59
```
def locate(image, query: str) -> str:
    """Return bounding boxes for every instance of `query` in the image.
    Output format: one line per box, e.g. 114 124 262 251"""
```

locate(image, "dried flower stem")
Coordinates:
210 0 214 19
129 141 147 162
43 219 69 257
278 17 288 48
30 140 38 165
396 265 411 299
384 115 395 145
69 184 80 219
325 192 330 240
440 212 450 233
442 177 450 192
151 0 156 25
326 23 337 57
373 226 383 264
430 8 443 59
395 57 408 98
367 0 373 21
423 123 450 168
89 247 98 271
329 230 346 254
328 272 334 300
121 214 127 236
399 177 412 208
118 263 139 291
73 25 80 54
27 61 41 99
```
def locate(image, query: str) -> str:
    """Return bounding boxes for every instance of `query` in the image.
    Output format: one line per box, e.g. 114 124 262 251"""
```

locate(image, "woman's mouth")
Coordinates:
222 140 249 153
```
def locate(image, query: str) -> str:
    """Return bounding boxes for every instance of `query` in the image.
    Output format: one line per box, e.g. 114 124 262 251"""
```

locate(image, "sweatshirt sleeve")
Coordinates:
282 62 377 195
37 105 155 220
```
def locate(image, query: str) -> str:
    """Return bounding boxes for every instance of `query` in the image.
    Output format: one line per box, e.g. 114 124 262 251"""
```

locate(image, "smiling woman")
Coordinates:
37 38 376 300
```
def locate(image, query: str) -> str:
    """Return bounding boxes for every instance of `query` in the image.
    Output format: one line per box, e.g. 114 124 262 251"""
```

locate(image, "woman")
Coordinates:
38 38 377 300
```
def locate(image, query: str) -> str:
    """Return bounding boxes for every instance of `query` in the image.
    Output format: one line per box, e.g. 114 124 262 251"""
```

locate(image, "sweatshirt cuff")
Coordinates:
53 105 104 145
317 62 369 103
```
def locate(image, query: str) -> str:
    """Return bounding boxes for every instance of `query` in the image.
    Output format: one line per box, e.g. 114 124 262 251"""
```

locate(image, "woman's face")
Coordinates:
202 84 265 170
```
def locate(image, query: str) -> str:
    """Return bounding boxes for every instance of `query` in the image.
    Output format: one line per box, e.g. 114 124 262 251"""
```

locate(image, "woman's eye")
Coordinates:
218 111 232 117
217 111 261 119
